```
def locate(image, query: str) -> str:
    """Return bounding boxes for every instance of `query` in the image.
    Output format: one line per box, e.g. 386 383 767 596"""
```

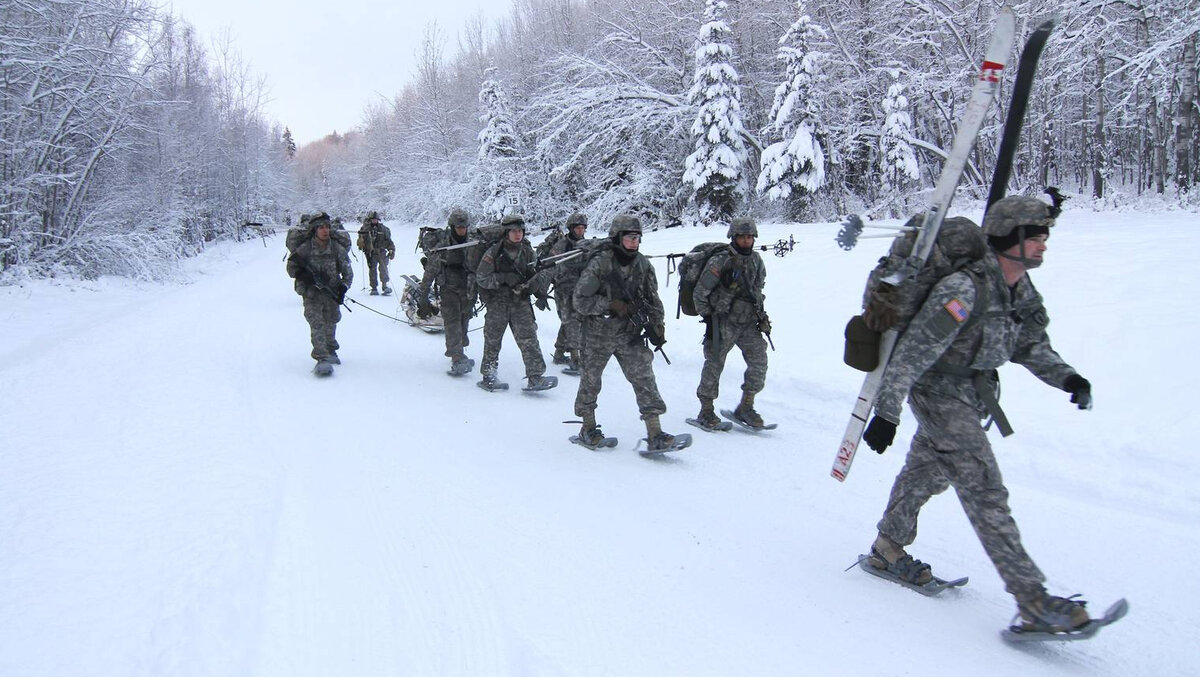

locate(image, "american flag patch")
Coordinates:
943 298 969 323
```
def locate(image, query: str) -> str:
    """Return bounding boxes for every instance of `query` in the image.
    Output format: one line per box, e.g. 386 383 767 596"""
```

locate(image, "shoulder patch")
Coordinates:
943 298 970 323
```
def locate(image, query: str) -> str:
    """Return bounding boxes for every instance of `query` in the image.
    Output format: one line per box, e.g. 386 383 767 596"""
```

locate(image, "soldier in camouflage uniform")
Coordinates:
572 214 678 451
286 211 353 368
860 195 1095 633
475 214 555 390
548 212 590 374
419 208 477 373
356 211 395 295
693 217 772 429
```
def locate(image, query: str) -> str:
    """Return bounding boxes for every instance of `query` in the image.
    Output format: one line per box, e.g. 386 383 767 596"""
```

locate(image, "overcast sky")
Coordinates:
165 0 507 146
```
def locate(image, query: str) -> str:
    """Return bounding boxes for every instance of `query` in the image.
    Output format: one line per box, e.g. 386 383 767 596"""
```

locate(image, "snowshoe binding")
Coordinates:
638 431 692 457
369 288 379 296
570 426 618 450
381 285 392 296
313 360 334 377
687 410 732 432
561 357 580 377
857 537 967 596
477 374 508 392
721 407 778 431
1002 595 1127 642
448 357 475 376
552 352 570 366
522 375 558 392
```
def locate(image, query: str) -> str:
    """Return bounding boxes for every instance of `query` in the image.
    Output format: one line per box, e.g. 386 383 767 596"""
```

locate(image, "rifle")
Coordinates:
655 234 796 287
292 255 352 312
604 268 670 364
430 239 484 253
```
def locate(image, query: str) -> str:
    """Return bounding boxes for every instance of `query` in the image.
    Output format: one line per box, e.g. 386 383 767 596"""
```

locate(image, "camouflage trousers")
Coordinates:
574 317 666 420
365 254 390 290
696 316 768 402
439 287 472 360
480 295 545 379
876 387 1046 598
553 289 583 358
302 292 341 360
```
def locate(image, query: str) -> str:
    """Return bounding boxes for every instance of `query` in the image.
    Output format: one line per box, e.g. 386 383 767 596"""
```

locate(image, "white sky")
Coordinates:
165 0 508 145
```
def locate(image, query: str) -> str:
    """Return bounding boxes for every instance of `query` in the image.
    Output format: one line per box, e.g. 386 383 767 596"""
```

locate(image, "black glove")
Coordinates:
863 416 897 454
334 283 348 304
417 298 433 319
294 268 315 286
759 314 772 335
609 299 629 318
534 295 550 311
646 324 667 348
1063 374 1092 410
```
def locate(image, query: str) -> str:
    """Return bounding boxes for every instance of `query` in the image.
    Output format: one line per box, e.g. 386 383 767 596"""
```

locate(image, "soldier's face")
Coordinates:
1007 233 1048 268
570 224 586 238
620 232 641 251
734 234 755 249
315 224 330 242
507 228 524 243
454 225 468 236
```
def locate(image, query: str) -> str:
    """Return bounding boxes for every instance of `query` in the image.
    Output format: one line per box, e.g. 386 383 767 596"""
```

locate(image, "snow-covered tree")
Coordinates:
682 0 749 225
282 128 297 159
756 2 828 207
879 71 919 215
476 76 524 219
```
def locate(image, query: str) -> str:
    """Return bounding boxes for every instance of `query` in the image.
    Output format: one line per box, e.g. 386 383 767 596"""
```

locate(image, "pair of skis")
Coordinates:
831 10 1055 482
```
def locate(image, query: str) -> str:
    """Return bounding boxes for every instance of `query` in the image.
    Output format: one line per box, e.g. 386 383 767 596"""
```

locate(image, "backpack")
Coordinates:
416 226 441 254
844 215 989 371
463 223 509 273
286 224 351 254
535 227 563 259
676 242 729 317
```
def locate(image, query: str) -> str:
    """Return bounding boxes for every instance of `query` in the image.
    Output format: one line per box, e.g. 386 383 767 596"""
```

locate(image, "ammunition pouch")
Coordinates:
843 315 881 372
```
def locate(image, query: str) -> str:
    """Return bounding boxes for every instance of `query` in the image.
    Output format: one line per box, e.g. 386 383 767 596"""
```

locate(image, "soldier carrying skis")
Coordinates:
691 217 772 431
860 195 1097 634
357 210 395 295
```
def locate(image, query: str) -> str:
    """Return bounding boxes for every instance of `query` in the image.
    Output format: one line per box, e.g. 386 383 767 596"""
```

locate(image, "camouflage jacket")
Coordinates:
693 245 767 324
356 222 395 258
476 239 548 303
419 227 475 294
874 251 1076 424
287 237 353 298
548 233 592 292
573 243 665 335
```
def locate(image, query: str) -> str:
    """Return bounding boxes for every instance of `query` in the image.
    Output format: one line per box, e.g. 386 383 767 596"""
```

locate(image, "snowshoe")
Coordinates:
552 352 570 365
570 427 618 450
477 376 509 392
448 357 475 376
313 361 334 377
522 375 558 392
856 554 967 596
721 408 778 431
1002 598 1128 643
369 288 379 296
381 286 392 296
638 432 692 456
561 359 580 376
687 411 732 433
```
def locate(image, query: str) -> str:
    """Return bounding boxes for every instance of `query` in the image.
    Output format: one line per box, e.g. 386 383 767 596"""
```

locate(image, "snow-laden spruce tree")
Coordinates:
879 71 919 216
476 76 524 220
682 0 748 226
756 1 827 211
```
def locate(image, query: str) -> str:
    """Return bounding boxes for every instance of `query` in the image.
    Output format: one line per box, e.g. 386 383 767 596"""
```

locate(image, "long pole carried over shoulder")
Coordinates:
831 7 1016 483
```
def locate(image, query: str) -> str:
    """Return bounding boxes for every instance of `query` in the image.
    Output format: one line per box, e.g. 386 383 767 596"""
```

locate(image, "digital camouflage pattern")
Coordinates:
873 249 1080 600
549 231 592 362
572 243 667 421
357 219 395 291
420 226 477 360
287 233 353 361
693 244 769 402
476 238 549 379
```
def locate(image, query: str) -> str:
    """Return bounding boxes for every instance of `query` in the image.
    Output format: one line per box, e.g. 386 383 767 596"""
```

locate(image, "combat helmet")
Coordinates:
308 211 331 229
608 213 642 238
566 212 588 228
983 195 1054 268
726 217 758 239
501 213 526 230
447 208 469 228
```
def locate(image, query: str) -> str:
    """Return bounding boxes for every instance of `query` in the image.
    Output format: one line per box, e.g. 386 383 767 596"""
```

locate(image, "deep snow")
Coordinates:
1 208 1195 676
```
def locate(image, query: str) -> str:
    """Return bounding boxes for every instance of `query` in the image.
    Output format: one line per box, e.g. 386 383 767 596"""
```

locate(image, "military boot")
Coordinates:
734 391 764 428
695 399 723 430
867 533 933 585
1015 591 1091 633
644 415 676 451
369 287 379 296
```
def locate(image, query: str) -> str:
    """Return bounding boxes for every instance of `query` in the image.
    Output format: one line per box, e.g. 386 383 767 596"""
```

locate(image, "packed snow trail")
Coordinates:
1 212 1194 676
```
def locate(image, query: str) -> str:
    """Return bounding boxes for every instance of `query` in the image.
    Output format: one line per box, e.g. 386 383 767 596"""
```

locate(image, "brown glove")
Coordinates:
608 298 629 317
863 283 900 332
